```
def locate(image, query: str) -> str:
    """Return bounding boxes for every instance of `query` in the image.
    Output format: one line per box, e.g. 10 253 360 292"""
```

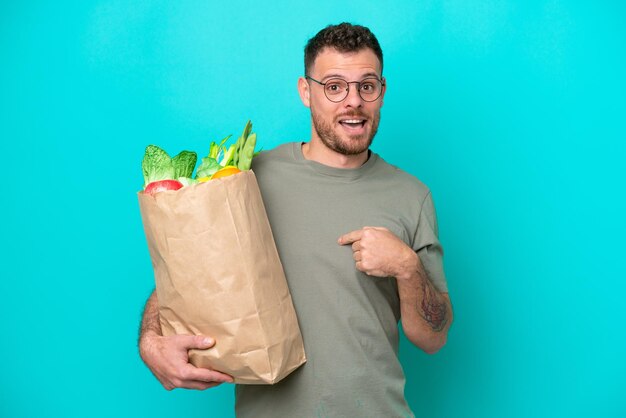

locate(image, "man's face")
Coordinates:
299 48 386 156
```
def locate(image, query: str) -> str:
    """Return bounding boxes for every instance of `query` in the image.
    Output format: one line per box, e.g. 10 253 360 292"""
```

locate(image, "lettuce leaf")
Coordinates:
177 177 199 187
142 145 175 187
195 157 221 178
172 150 197 179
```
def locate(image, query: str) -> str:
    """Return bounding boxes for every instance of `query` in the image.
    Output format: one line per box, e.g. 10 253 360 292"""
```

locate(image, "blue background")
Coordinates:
1 1 624 417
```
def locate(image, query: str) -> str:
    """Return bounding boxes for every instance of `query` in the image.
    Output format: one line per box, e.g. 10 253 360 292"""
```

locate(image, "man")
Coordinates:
139 23 453 417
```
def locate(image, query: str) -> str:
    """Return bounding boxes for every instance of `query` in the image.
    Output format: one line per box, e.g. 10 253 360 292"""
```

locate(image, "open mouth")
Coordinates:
338 119 367 130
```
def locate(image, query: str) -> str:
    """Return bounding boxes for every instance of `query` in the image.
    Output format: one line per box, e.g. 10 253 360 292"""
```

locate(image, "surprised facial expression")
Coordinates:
301 48 386 156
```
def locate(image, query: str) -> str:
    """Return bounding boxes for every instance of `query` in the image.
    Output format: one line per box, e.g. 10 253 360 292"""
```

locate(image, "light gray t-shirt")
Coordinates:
236 142 447 417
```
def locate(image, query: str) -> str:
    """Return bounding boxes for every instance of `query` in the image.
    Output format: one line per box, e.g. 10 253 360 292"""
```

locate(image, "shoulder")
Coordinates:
251 142 297 171
251 143 303 189
370 153 432 203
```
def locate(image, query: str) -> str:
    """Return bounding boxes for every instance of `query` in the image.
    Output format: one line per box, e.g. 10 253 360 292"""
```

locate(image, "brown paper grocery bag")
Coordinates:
138 170 306 384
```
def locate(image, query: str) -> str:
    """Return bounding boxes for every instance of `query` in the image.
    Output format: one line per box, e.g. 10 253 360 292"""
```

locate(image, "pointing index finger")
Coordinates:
338 229 364 245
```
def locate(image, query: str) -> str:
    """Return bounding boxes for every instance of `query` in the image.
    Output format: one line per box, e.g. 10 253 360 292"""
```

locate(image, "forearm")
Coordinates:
139 290 162 352
136 290 231 389
396 253 452 354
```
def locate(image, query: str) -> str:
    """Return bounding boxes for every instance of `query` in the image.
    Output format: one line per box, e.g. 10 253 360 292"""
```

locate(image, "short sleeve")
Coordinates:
412 192 448 292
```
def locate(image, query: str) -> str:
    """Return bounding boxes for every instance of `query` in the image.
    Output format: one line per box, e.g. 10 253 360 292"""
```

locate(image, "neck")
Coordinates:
302 139 369 169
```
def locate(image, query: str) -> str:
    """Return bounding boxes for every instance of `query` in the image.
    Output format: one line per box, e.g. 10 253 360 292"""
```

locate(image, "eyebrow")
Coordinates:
321 72 381 82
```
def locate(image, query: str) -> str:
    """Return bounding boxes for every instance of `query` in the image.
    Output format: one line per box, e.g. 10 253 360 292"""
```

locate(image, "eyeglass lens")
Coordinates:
324 78 382 102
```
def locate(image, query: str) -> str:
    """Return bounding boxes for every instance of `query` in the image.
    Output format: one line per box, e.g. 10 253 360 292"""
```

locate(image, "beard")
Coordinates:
311 106 380 156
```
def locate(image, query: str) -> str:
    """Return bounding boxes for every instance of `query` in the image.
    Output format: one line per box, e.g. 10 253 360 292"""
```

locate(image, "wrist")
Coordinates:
395 247 420 282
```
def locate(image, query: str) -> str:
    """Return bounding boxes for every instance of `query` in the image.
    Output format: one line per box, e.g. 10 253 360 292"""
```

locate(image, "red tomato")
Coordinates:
144 179 183 195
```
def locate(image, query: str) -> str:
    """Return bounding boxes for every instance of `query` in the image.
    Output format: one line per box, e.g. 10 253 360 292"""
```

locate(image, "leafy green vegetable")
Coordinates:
177 177 199 187
221 144 236 167
172 150 197 179
195 157 221 178
238 132 256 170
238 121 253 157
230 120 252 169
142 145 175 187
189 120 257 179
141 120 257 190
209 135 231 160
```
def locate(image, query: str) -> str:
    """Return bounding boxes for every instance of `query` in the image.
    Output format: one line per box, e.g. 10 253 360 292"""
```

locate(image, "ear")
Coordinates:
380 76 387 108
297 77 311 108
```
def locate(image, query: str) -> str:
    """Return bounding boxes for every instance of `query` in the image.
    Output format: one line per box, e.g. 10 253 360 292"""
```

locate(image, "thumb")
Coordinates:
176 334 215 350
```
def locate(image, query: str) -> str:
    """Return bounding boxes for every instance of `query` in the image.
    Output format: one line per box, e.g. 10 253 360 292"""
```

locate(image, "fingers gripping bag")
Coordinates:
137 122 306 384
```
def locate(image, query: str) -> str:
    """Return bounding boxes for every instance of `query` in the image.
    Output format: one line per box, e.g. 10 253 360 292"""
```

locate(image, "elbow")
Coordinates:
423 299 453 354
405 329 448 354
405 296 454 354
422 334 447 355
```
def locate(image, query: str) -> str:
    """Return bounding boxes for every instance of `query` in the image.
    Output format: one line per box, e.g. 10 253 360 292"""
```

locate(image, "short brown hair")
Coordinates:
304 23 383 75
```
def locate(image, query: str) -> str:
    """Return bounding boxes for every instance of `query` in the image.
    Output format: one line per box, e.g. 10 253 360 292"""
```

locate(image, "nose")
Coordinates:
343 83 363 108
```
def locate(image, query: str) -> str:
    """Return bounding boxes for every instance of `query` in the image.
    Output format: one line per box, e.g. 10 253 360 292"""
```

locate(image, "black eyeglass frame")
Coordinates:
305 75 385 103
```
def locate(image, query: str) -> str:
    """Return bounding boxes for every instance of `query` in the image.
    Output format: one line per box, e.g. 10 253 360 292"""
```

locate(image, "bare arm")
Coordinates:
395 252 452 353
138 290 233 390
338 227 453 354
139 291 162 342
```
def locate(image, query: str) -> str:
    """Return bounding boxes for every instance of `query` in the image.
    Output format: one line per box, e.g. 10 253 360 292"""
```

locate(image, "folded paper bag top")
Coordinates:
138 170 306 384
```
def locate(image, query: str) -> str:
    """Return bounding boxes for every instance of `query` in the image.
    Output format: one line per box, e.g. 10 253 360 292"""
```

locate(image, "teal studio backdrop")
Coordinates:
1 1 624 417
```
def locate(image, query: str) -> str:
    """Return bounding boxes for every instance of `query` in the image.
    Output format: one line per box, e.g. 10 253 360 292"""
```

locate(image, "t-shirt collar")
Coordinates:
291 142 378 180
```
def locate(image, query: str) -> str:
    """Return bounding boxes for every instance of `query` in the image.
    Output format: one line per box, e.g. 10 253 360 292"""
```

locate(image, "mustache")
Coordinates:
334 110 369 121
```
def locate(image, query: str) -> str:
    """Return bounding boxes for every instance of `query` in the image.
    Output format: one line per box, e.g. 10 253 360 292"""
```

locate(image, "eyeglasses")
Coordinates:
305 75 384 103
